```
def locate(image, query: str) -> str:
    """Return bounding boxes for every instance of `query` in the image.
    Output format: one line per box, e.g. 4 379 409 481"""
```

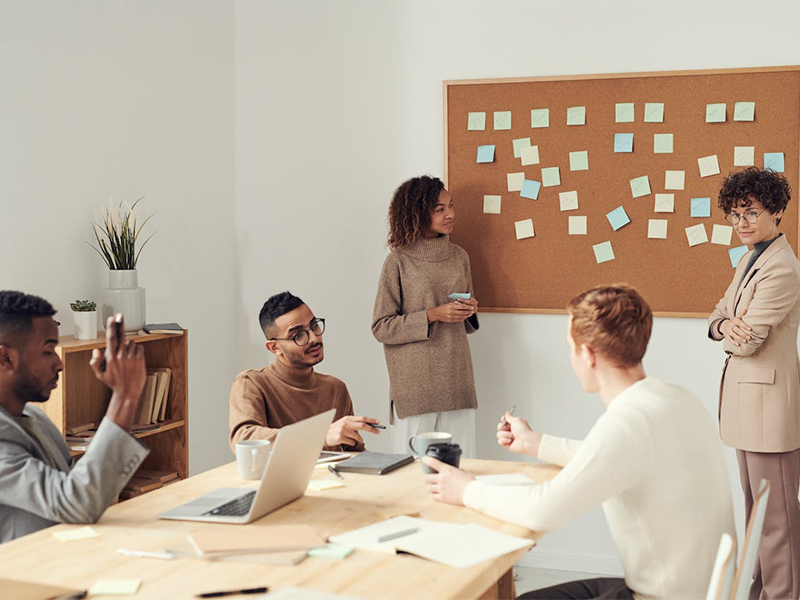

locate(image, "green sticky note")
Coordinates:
467 112 486 131
569 151 589 171
530 108 549 128
308 544 354 560
630 175 651 198
644 103 664 123
653 133 673 154
494 111 511 130
541 167 561 187
733 102 755 122
593 241 615 264
706 103 726 123
567 106 586 125
512 137 531 158
615 103 634 123
89 579 141 596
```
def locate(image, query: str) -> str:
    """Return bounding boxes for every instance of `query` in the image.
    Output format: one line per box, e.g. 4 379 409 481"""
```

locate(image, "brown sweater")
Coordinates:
228 359 363 453
372 234 479 419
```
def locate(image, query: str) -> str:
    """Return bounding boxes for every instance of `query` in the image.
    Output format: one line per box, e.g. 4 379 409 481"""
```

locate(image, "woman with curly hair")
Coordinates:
372 175 480 457
708 166 800 599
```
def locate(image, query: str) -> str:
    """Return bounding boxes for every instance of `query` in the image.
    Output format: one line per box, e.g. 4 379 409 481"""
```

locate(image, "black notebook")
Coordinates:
333 451 414 475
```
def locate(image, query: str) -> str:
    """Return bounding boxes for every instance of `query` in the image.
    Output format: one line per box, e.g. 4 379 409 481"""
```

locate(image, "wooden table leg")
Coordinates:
478 567 516 600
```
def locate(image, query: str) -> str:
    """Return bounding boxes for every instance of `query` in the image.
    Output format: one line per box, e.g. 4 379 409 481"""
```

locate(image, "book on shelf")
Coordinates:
123 477 163 494
134 373 158 426
150 367 171 423
66 422 96 435
142 322 183 335
135 468 178 483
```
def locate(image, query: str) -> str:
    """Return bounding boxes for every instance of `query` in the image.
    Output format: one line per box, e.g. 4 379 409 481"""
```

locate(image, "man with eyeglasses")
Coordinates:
229 291 381 452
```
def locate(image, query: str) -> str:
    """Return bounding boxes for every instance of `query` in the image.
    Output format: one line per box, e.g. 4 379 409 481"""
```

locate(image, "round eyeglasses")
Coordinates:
269 318 325 346
725 209 766 225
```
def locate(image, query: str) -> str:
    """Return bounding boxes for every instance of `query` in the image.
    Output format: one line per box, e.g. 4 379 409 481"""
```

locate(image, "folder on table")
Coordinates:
333 451 413 475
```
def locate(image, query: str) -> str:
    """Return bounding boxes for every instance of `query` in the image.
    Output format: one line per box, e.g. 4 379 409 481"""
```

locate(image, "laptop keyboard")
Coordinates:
203 491 256 517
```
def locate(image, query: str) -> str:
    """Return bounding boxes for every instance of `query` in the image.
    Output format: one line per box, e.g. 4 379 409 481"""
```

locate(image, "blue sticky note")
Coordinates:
691 197 711 218
476 145 495 163
614 133 633 153
606 206 630 231
764 152 785 172
520 179 541 200
729 245 749 268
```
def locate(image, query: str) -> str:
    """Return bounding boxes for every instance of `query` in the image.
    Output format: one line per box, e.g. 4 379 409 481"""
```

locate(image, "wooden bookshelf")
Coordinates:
42 331 189 485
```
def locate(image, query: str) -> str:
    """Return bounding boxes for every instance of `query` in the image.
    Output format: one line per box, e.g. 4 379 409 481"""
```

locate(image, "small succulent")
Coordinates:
70 300 97 312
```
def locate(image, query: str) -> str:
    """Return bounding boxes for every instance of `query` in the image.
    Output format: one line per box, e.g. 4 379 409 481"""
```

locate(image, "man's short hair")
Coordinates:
0 291 57 345
258 291 305 337
567 285 652 368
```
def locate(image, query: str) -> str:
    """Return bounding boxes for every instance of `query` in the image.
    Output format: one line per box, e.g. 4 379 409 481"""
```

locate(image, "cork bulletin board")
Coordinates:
444 66 800 317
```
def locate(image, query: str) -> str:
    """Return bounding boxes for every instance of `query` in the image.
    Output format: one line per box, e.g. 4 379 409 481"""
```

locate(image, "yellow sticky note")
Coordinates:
706 103 726 123
54 526 99 542
467 112 486 131
483 195 501 214
568 216 587 235
567 106 586 125
648 219 668 239
494 111 511 130
507 172 525 192
644 103 664 123
698 155 720 178
512 138 531 158
629 175 651 198
685 224 709 247
615 103 634 123
541 167 561 187
664 170 685 190
530 108 549 128
593 241 615 264
734 146 755 167
89 579 141 596
520 145 540 166
559 191 579 211
653 134 673 154
515 219 535 240
654 193 675 213
308 479 345 491
569 151 589 171
711 224 733 246
733 102 755 122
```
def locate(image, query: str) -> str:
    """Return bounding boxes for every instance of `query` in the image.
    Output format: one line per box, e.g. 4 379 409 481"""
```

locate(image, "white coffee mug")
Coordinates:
408 432 452 459
235 439 271 480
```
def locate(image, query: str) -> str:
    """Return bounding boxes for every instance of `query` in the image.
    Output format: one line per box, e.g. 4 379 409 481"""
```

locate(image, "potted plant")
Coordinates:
70 300 98 340
89 197 155 332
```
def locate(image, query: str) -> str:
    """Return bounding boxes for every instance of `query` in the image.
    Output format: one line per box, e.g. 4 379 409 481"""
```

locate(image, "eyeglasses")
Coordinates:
725 209 766 225
269 318 325 346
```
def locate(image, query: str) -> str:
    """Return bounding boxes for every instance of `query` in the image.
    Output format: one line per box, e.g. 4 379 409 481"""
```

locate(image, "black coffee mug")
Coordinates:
423 443 462 474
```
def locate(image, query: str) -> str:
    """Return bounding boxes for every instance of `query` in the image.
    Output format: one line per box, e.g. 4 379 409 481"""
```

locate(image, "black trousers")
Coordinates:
518 577 634 600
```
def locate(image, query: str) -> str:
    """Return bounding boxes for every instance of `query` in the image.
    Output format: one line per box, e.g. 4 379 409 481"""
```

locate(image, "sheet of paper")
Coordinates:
520 179 541 200
308 479 345 491
476 145 495 164
566 106 586 126
733 101 755 122
644 102 664 123
530 108 549 128
653 133 673 154
698 155 720 177
691 197 711 218
606 206 630 231
569 151 589 171
764 152 785 172
569 215 587 235
593 241 615 264
512 137 531 158
54 526 99 542
729 245 749 268
706 103 726 123
476 474 535 485
559 190 579 211
265 588 366 600
648 219 668 239
685 223 708 247
734 146 755 166
654 193 675 213
507 172 525 192
520 145 540 166
629 175 651 198
328 516 444 554
89 579 141 596
664 170 685 190
614 133 633 153
711 224 733 246
541 167 561 187
515 219 535 240
467 112 486 131
493 111 511 130
483 195 501 214
615 102 634 123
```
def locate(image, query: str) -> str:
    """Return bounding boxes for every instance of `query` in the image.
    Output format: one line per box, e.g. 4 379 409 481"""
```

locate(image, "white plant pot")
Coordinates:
73 311 98 340
102 269 146 332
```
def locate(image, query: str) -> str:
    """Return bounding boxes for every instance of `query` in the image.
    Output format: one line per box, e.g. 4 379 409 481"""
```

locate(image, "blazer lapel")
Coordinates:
733 234 790 313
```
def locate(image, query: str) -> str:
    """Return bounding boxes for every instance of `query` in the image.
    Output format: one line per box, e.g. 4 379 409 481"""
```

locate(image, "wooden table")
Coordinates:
0 458 559 599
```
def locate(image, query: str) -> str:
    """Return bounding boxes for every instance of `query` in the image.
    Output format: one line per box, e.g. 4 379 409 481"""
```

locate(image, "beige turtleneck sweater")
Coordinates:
372 234 479 419
228 359 363 452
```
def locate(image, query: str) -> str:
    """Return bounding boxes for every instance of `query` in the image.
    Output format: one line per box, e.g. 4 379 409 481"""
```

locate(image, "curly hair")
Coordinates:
718 167 791 224
0 291 56 342
568 284 652 368
258 291 304 338
387 176 445 249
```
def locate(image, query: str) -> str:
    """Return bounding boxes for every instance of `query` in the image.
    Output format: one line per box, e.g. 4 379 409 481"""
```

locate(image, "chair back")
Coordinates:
706 533 737 600
731 479 771 600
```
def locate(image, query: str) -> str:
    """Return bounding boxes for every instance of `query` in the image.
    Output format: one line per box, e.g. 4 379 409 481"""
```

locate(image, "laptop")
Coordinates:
158 409 334 524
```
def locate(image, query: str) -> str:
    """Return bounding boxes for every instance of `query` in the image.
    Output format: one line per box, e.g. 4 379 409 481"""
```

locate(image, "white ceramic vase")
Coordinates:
73 311 98 340
102 270 146 332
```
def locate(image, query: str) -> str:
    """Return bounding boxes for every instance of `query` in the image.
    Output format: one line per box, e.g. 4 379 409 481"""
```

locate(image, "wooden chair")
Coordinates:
731 479 771 600
706 533 737 600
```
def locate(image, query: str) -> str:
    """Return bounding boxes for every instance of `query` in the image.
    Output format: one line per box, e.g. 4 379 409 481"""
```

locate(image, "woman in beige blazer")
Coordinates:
709 167 800 600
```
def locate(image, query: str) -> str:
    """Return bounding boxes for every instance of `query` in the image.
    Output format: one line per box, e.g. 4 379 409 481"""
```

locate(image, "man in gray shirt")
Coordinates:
0 291 149 543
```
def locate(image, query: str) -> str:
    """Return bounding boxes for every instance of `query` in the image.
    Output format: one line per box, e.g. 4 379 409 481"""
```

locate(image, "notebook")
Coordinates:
332 451 413 475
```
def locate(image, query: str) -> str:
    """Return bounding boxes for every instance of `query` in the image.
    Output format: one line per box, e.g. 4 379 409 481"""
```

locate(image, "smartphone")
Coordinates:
100 315 124 372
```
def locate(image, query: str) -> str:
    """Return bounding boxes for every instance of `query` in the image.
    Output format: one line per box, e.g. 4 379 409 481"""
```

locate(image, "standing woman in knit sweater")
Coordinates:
372 175 480 457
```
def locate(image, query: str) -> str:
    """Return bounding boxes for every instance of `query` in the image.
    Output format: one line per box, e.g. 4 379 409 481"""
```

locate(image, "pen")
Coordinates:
196 586 268 598
117 548 175 559
328 464 343 480
500 405 516 427
368 423 386 430
378 527 419 543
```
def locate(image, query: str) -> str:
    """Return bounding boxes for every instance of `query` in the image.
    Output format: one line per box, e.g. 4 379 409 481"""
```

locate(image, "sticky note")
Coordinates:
507 172 525 192
706 103 726 123
615 103 634 123
530 108 549 128
685 223 708 247
520 145 540 166
644 103 664 123
54 526 99 542
614 133 633 153
567 106 586 125
569 216 587 235
308 479 345 491
541 167 561 187
734 146 755 167
764 152 785 172
653 133 673 154
729 245 749 268
711 224 733 246
308 544 354 560
648 219 668 239
630 175 651 198
698 155 720 177
89 579 141 596
691 197 712 218
483 195 501 214
665 170 685 190
606 206 631 231
733 102 755 122
467 112 486 131
494 111 511 130
512 137 531 158
476 145 495 163
515 219 535 240
559 191 579 211
520 179 541 200
654 193 675 213
593 241 615 264
569 151 589 171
